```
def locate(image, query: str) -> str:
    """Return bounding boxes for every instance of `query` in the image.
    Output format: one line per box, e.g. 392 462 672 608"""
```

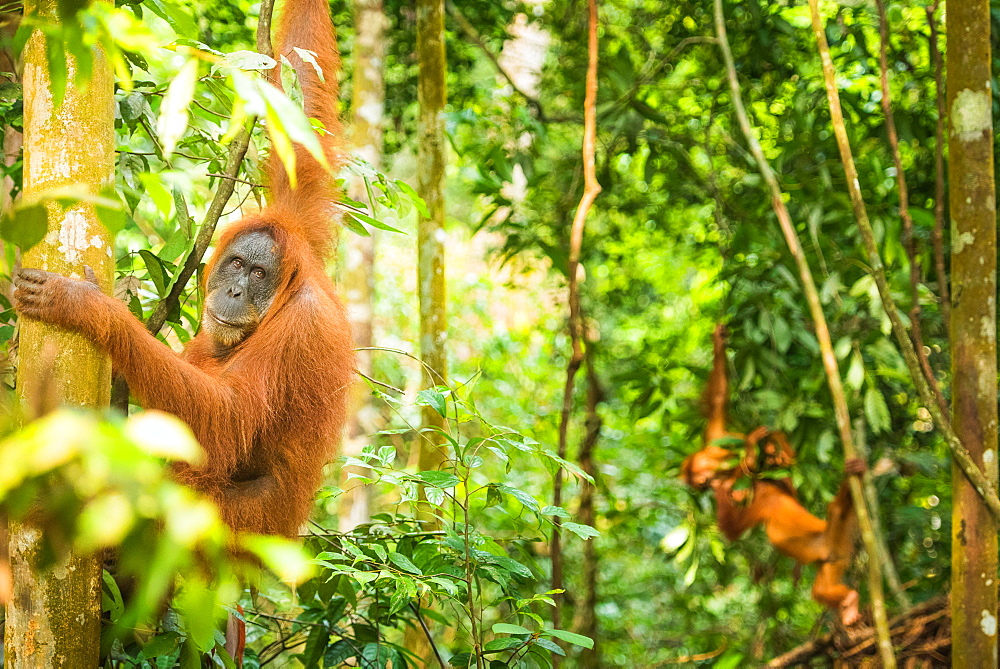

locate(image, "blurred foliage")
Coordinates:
0 0 970 665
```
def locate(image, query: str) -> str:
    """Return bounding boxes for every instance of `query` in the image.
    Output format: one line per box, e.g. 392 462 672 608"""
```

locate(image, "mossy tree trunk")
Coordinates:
947 0 999 662
416 0 447 473
409 0 448 664
4 0 115 665
339 0 387 533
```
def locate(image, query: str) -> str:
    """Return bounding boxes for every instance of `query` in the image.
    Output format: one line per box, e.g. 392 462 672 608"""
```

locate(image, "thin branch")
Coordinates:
925 1 950 328
144 0 275 336
356 370 404 394
552 0 601 649
206 173 264 188
852 415 911 610
716 1 895 665
144 127 254 336
409 602 447 669
805 0 1000 524
873 0 946 415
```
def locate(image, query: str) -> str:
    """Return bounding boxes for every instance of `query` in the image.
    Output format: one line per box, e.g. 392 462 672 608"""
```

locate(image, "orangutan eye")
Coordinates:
231 257 244 269
252 268 266 279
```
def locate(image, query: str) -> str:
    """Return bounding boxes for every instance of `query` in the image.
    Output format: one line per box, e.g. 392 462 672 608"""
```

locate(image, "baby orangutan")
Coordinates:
680 325 865 627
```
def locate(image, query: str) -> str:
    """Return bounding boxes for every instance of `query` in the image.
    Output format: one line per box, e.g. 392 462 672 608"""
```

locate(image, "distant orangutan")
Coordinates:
680 325 864 626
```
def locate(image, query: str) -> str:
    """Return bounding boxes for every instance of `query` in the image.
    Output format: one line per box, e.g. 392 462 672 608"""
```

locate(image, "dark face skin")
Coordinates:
203 230 281 349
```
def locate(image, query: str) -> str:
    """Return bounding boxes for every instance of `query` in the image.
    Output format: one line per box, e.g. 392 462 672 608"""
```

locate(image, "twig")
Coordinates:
356 370 404 394
804 0 1000 524
716 1 895 665
144 127 254 336
206 173 264 188
925 1 950 328
409 602 447 668
552 0 601 651
853 415 911 610
873 0 946 416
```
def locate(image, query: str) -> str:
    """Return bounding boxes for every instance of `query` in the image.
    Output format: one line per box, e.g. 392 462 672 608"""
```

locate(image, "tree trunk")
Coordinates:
415 0 447 472
572 354 602 667
5 0 115 665
338 0 387 533
947 0 999 662
410 0 448 664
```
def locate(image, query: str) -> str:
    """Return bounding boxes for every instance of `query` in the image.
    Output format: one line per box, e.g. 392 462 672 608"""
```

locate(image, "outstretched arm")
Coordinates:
704 324 729 444
824 457 865 561
14 268 257 472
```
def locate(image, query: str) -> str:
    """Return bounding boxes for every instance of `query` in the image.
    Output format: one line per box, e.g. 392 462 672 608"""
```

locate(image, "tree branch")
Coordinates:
552 0 601 653
873 0 946 416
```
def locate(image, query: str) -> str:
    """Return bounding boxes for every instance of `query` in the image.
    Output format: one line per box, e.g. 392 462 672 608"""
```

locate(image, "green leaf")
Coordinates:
138 250 168 297
543 629 594 649
417 470 460 488
395 179 429 217
1 202 47 251
157 59 199 157
324 640 355 666
497 485 539 511
347 210 405 234
864 386 891 434
141 631 182 659
483 637 523 652
415 388 447 417
562 522 599 540
387 551 422 575
492 623 531 636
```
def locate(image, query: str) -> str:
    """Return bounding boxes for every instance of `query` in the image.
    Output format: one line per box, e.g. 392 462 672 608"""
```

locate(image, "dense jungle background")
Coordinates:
0 0 995 665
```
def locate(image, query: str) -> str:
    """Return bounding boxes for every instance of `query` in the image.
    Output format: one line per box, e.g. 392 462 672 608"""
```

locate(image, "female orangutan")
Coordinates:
13 0 353 538
681 325 864 627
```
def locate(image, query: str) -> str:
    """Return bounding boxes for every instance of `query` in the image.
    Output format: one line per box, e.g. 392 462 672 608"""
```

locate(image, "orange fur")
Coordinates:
13 0 353 537
681 325 862 626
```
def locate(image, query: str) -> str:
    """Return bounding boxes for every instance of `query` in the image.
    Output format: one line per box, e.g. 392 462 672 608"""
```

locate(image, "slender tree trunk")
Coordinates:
338 0 387 533
552 1 600 654
5 0 114 664
411 0 448 664
573 351 602 667
946 0 998 662
416 0 447 470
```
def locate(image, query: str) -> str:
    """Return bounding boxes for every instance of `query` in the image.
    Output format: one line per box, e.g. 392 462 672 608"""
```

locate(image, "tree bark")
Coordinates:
416 0 447 471
572 352 602 667
410 0 448 664
338 0 387 533
552 4 600 652
946 0 999 662
5 0 114 664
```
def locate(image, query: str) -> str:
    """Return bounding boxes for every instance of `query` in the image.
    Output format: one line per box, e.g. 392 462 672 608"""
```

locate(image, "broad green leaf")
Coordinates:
387 551 422 575
492 623 531 636
543 629 594 649
415 388 447 417
563 522 599 540
141 631 182 659
157 58 199 157
0 202 47 251
864 386 891 434
417 470 460 488
347 210 405 234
